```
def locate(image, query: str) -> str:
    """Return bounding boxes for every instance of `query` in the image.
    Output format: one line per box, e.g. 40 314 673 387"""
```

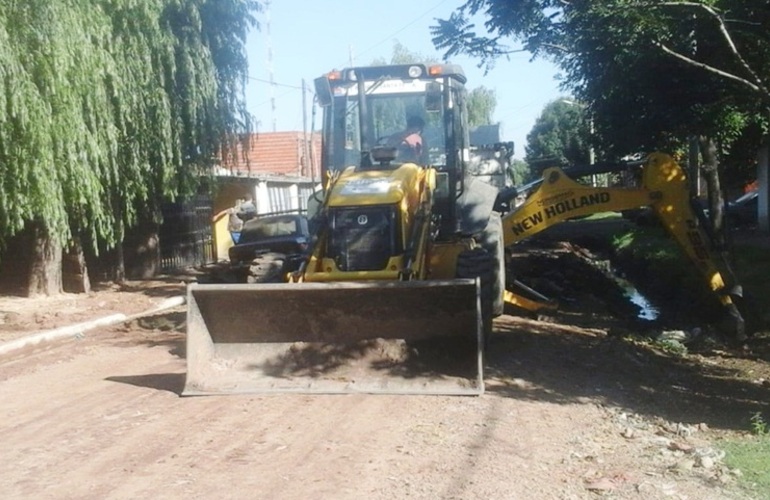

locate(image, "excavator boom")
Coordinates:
500 152 744 336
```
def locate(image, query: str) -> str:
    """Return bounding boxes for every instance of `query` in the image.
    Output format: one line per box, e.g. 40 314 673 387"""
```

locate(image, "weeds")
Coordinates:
652 338 688 357
750 412 768 436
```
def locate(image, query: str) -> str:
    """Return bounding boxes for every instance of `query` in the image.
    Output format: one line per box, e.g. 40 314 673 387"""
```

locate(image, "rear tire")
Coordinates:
456 247 495 350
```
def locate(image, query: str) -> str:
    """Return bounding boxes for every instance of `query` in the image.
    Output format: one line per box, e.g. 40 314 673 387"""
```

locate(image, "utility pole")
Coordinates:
265 0 276 132
302 79 309 177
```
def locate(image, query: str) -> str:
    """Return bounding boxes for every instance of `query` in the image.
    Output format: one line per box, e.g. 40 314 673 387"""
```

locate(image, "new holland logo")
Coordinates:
510 192 612 236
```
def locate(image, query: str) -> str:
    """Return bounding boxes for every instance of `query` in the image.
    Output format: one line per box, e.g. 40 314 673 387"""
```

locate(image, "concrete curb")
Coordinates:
0 295 186 357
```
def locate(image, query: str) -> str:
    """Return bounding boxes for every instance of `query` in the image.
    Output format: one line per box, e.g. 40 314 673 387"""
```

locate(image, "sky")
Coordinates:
244 0 565 159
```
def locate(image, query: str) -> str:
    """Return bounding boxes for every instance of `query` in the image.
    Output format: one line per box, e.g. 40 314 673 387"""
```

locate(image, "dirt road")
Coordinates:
0 303 755 499
3 235 768 499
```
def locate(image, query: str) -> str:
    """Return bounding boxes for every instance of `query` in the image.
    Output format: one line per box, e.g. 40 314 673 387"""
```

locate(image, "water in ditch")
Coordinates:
615 275 659 321
594 259 660 321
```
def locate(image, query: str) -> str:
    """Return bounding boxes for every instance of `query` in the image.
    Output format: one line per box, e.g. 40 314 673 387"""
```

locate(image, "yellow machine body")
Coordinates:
185 62 744 397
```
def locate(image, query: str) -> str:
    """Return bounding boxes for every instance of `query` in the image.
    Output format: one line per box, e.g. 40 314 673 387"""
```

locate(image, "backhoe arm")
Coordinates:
501 152 744 337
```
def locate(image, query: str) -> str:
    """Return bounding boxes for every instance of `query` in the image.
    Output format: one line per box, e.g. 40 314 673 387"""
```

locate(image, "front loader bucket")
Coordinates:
183 279 483 396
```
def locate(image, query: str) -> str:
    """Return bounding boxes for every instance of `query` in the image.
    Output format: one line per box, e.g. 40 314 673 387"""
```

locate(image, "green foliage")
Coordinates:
750 412 768 436
467 86 497 127
612 229 679 261
370 41 438 67
0 0 259 252
432 1 770 163
525 98 590 173
731 241 770 298
581 212 621 221
390 41 438 66
508 158 532 185
651 338 688 357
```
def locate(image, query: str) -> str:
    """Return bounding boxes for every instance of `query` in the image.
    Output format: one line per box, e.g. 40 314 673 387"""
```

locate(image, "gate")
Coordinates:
160 195 214 271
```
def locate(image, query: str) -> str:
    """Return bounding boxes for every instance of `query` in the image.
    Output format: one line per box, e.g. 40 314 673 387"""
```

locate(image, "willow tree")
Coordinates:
0 0 259 295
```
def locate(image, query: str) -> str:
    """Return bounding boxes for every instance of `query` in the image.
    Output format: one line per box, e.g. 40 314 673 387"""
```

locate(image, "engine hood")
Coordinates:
327 164 423 207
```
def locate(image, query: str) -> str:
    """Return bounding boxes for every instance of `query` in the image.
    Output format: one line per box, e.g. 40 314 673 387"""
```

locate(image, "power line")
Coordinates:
248 0 452 88
251 87 300 109
248 0 453 127
247 75 304 90
344 0 452 65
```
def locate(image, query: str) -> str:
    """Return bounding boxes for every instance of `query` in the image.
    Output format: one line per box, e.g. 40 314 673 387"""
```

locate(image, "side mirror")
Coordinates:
371 145 398 164
314 77 333 107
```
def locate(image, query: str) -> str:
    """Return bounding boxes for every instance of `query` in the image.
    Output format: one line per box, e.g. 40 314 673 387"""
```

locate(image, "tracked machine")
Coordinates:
185 63 744 397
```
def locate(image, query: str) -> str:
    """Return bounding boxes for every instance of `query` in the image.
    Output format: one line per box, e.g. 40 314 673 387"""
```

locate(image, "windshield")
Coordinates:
240 216 301 243
327 82 446 170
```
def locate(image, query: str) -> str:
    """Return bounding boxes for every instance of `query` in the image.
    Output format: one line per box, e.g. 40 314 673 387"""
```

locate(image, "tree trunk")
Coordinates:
124 218 160 279
115 244 126 284
698 135 726 247
63 238 91 294
759 141 769 234
687 136 701 197
0 229 33 296
84 245 125 285
26 220 63 297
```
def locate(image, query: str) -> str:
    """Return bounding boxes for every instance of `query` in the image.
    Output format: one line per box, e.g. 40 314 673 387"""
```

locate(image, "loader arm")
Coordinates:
501 152 744 336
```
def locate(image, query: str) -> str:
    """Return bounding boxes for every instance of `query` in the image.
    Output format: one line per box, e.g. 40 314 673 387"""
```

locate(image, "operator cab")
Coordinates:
314 64 471 209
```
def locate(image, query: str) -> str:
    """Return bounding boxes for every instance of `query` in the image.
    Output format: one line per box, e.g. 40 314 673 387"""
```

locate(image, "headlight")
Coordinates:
407 65 422 78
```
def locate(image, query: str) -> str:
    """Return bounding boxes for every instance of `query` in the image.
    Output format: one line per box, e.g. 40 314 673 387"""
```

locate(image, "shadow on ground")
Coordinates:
105 373 185 394
486 314 770 432
104 310 186 359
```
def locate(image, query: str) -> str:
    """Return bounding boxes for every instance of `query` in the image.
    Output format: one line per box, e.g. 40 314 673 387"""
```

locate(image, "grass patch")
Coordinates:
581 211 622 221
611 226 681 260
720 435 770 497
732 241 770 295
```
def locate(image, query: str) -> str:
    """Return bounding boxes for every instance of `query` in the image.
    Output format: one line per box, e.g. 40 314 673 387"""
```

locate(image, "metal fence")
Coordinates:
160 195 214 272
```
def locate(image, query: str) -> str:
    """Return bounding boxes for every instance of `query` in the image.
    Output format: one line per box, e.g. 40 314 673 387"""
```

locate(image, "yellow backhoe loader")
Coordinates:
184 63 743 397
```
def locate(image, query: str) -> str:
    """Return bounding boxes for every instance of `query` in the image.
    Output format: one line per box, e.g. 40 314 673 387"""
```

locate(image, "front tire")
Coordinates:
477 212 505 317
247 252 286 283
